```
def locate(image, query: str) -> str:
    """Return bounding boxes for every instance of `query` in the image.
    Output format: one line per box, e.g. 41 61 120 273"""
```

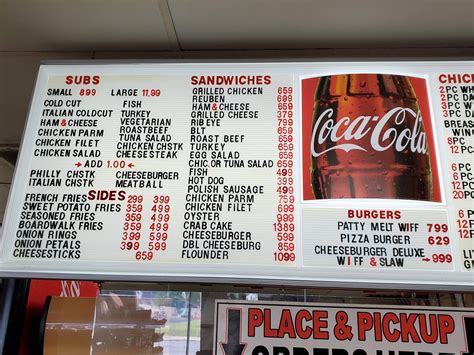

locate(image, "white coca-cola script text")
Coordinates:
311 107 428 157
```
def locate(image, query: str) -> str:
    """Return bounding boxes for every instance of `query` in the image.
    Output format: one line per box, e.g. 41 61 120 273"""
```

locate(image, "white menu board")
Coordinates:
0 62 472 290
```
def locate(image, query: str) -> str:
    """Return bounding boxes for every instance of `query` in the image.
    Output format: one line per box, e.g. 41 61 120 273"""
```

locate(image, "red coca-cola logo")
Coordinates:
311 107 428 157
302 73 441 202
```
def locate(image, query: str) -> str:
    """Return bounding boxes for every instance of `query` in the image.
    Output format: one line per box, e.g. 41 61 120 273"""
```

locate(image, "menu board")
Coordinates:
0 62 472 290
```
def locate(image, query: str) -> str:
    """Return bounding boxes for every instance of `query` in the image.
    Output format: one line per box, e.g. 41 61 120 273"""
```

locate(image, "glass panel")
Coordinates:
89 284 465 354
91 291 201 355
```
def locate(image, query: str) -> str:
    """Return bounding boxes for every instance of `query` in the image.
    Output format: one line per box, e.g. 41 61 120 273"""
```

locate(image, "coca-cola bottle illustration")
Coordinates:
311 74 434 200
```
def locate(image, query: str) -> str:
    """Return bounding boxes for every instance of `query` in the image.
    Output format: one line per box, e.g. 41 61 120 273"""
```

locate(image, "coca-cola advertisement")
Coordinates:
302 74 441 201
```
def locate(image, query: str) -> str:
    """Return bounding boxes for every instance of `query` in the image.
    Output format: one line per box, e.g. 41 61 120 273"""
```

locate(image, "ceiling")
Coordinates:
0 0 473 52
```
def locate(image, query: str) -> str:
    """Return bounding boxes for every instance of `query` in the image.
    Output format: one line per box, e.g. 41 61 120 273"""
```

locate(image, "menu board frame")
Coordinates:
0 60 472 291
